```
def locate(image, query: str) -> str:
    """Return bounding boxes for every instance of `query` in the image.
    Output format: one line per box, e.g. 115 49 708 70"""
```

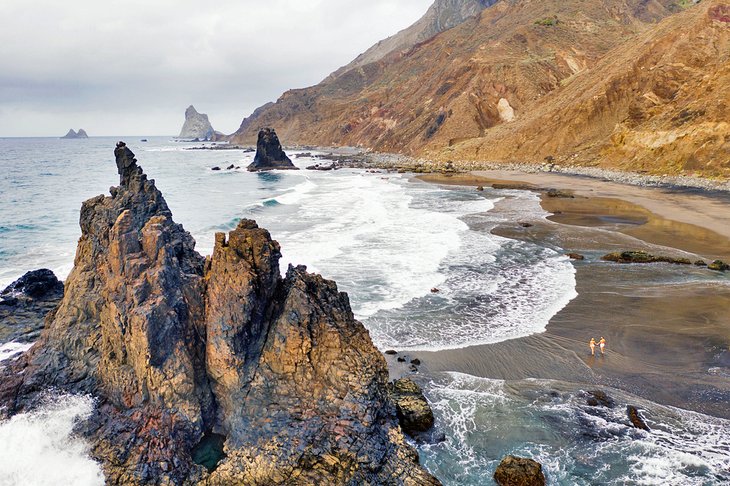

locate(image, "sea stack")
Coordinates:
0 143 439 485
178 105 217 140
61 128 89 139
247 128 297 172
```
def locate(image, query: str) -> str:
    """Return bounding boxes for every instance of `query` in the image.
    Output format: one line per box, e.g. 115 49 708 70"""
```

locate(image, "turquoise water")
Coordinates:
1 137 728 484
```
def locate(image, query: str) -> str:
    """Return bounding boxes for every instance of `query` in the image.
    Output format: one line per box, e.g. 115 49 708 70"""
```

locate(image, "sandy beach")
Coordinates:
400 170 730 419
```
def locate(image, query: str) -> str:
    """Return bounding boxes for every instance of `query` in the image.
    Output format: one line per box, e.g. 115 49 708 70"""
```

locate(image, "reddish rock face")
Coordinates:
0 145 440 485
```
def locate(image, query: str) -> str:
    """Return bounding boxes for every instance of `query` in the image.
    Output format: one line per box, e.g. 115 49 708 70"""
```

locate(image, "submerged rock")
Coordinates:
602 251 692 265
708 260 729 272
0 143 439 485
566 253 585 260
586 390 615 408
247 128 298 172
494 455 546 486
387 378 435 436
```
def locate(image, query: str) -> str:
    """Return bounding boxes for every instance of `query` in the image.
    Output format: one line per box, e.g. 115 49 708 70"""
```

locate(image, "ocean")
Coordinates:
0 136 728 485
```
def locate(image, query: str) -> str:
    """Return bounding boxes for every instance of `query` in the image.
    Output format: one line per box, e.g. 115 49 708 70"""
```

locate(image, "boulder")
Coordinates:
494 456 546 486
627 405 650 431
566 253 585 260
0 143 440 485
708 260 729 272
387 378 435 435
247 128 298 172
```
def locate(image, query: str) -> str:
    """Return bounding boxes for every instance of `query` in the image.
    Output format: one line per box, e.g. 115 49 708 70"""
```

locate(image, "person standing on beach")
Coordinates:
599 337 606 355
590 338 596 356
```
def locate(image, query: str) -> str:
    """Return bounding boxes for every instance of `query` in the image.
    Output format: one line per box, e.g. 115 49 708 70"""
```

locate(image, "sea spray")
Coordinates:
0 394 104 486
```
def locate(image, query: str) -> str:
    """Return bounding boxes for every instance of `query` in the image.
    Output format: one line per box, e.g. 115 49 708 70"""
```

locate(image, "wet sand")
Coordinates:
403 171 730 419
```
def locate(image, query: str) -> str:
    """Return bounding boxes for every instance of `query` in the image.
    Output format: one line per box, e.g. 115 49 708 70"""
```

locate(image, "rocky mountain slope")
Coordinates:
0 143 439 485
328 0 498 79
179 105 217 140
230 0 728 179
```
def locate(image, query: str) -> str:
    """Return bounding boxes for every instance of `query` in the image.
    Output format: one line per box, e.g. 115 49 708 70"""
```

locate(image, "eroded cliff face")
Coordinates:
0 143 439 485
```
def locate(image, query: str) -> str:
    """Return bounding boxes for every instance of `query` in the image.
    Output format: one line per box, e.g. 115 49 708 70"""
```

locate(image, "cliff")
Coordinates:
0 143 439 485
179 105 217 140
61 128 89 139
229 0 728 179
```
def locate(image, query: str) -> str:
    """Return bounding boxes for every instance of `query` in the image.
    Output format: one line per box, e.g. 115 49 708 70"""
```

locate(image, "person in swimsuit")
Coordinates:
599 337 606 355
589 338 596 356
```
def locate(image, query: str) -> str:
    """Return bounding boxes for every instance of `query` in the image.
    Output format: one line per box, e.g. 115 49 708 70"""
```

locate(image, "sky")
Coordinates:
0 0 433 137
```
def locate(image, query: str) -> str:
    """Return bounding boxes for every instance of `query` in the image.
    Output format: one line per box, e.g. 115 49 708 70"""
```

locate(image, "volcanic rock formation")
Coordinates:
61 129 89 139
0 142 439 485
229 0 728 178
247 128 297 172
179 105 217 140
0 269 64 345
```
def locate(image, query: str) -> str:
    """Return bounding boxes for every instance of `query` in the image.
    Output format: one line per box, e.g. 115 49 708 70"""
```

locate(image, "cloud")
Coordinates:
0 0 433 136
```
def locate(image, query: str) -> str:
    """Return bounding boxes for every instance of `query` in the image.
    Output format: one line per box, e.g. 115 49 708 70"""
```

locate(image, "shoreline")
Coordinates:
401 169 730 420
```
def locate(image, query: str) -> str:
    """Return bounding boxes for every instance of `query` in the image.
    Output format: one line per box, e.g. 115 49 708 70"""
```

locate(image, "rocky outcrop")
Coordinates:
247 128 297 172
61 129 89 139
388 378 435 437
601 251 692 265
179 105 217 140
0 269 64 345
627 405 650 431
494 456 546 486
708 260 730 271
0 143 438 485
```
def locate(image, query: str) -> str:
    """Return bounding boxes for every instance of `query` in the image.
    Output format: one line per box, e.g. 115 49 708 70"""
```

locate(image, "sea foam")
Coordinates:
0 395 104 486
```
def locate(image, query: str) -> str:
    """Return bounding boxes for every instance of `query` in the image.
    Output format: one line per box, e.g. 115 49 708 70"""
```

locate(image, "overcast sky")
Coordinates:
0 0 433 137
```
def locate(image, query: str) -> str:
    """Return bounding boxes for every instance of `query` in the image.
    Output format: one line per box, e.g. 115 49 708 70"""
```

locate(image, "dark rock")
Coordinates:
519 222 533 228
0 144 440 485
387 378 435 435
586 390 615 408
1 269 63 300
247 128 298 172
0 269 64 345
708 260 730 271
566 253 585 260
410 364 419 372
226 164 235 170
398 357 407 363
476 186 484 191
545 188 574 198
384 350 398 355
494 456 546 486
694 260 707 266
431 288 441 293
211 166 221 171
410 358 421 366
602 251 692 265
627 405 650 431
